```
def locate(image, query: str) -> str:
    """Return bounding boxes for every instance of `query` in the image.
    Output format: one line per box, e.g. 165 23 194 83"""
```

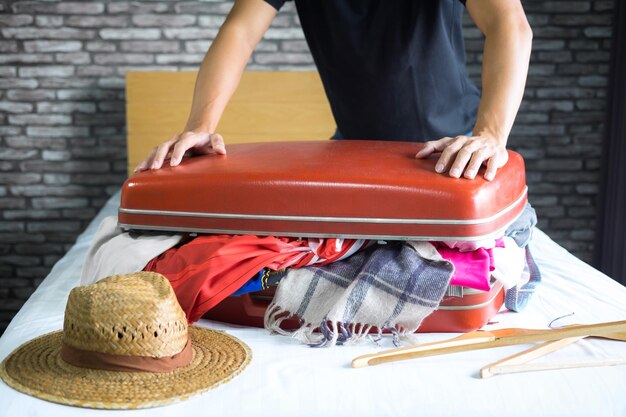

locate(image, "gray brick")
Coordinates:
6 90 56 101
576 51 611 62
0 278 31 288
533 27 580 38
523 2 591 13
97 101 124 112
100 28 161 40
43 173 71 185
584 26 612 38
0 256 39 267
576 183 599 195
85 41 117 52
575 99 606 111
20 160 110 173
174 2 233 14
0 15 34 26
35 15 64 27
2 28 95 40
76 66 116 77
19 66 75 78
61 208 98 219
0 199 27 209
0 54 54 64
37 101 97 114
0 79 39 89
553 14 612 25
536 51 572 63
26 221 82 233
108 2 170 14
528 159 584 171
26 126 89 137
568 207 596 217
56 2 105 14
23 40 82 53
133 14 196 27
2 210 61 221
31 197 89 209
0 41 18 52
6 136 68 149
66 15 129 27
562 195 593 206
0 102 34 113
0 126 22 135
56 89 118 100
532 39 566 51
120 40 180 53
535 87 594 99
9 114 72 126
578 75 608 87
0 222 25 233
42 150 71 161
163 28 218 39
594 1 614 11
0 149 39 161
94 53 154 65
14 244 66 256
55 52 91 64
71 173 126 185
0 66 17 77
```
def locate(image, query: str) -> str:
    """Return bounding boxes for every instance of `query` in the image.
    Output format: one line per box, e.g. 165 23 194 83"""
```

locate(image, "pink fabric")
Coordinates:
434 238 505 291
144 235 366 323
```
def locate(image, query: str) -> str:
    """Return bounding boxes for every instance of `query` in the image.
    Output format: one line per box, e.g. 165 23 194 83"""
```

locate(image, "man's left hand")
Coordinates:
415 134 508 181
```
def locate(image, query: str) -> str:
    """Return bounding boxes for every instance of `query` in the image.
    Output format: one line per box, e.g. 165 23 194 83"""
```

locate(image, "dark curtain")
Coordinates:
594 0 626 285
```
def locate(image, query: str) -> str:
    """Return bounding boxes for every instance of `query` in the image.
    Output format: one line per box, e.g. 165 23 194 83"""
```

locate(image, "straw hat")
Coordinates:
0 272 251 409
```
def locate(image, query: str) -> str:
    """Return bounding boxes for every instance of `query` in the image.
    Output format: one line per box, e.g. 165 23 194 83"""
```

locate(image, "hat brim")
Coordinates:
0 326 251 409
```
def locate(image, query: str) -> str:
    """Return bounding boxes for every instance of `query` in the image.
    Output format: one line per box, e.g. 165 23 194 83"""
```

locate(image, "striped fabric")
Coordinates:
265 242 454 347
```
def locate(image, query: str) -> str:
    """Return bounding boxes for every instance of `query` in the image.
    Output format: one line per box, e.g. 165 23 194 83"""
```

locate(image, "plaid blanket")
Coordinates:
264 242 454 347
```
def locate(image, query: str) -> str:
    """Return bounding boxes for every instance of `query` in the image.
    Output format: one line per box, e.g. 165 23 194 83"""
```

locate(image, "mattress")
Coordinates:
1 191 626 417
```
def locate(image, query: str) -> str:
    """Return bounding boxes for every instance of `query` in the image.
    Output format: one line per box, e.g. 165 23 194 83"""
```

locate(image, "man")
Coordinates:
137 0 532 181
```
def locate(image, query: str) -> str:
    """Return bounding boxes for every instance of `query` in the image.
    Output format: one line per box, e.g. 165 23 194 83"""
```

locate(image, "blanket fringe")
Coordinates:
264 302 424 347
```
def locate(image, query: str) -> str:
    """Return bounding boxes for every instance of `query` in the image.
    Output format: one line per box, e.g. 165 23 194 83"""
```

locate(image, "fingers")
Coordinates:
209 133 226 155
415 137 452 159
435 136 469 174
134 136 177 173
135 132 228 173
428 135 508 180
151 138 177 170
484 149 509 181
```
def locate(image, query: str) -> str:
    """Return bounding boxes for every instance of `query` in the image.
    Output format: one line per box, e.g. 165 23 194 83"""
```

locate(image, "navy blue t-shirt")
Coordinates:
263 0 480 142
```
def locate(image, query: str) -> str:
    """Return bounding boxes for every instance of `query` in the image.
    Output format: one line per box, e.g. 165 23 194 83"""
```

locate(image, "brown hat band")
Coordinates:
60 338 193 373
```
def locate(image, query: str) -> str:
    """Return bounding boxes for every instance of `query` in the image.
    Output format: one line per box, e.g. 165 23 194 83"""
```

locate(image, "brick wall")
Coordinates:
0 1 614 333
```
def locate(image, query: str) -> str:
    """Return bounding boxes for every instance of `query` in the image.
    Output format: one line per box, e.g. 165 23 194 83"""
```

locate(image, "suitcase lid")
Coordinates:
119 140 527 241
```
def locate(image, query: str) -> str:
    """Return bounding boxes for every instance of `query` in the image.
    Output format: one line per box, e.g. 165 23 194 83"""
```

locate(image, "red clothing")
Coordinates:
144 235 366 322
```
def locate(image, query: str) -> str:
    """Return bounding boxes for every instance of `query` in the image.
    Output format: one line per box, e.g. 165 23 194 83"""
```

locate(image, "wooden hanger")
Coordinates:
479 335 626 378
352 320 626 369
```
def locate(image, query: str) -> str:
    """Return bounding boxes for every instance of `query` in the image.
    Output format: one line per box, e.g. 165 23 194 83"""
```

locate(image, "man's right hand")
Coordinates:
134 131 226 173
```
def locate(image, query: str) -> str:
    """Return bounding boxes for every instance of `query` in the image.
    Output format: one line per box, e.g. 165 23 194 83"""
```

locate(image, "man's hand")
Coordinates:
415 134 508 181
134 131 226 172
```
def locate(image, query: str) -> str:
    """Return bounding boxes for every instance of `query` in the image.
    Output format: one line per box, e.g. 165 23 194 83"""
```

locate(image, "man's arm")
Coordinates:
136 0 278 171
415 0 532 181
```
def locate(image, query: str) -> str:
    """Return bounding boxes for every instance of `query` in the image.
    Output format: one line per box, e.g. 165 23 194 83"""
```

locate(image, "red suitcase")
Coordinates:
119 140 527 332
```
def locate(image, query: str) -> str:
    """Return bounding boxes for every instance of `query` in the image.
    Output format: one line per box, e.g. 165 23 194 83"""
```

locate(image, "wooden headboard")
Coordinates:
125 71 335 176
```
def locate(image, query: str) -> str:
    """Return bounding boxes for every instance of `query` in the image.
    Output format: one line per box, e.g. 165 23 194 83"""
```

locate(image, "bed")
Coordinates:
1 72 626 417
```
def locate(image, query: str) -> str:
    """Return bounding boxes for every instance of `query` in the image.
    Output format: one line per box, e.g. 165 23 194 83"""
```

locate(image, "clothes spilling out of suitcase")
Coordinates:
81 202 539 347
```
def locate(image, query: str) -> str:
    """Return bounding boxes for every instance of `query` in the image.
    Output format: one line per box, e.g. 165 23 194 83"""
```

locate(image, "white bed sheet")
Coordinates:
1 192 626 417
